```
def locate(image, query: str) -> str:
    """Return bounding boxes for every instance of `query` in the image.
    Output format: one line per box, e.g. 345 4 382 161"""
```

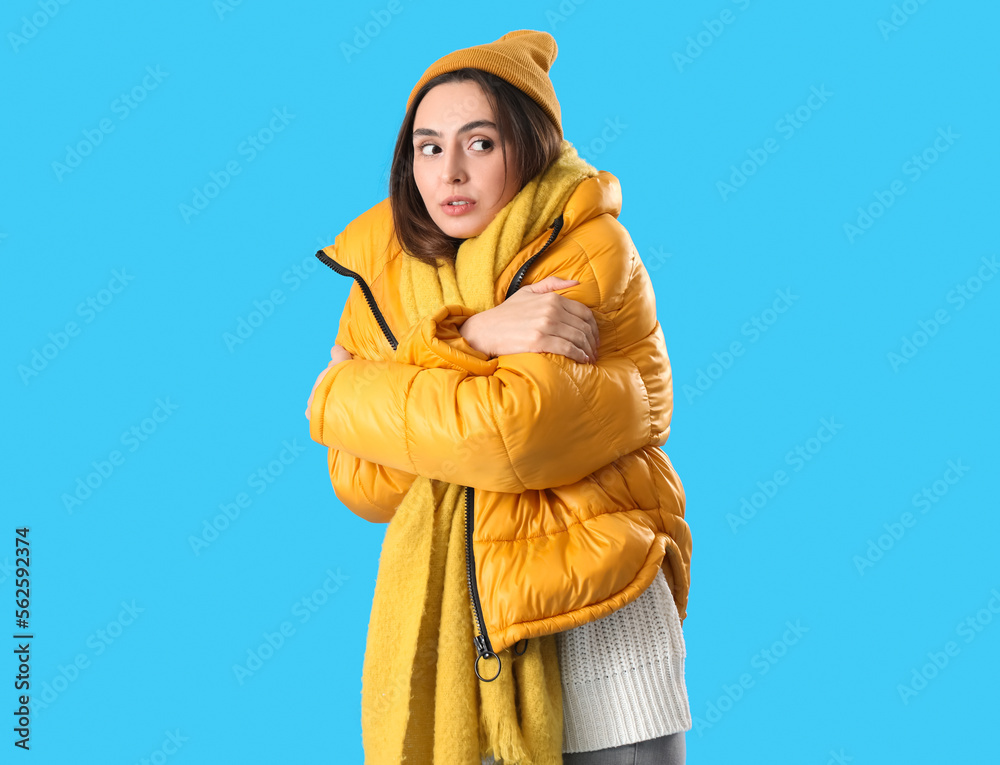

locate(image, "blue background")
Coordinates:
4 0 998 762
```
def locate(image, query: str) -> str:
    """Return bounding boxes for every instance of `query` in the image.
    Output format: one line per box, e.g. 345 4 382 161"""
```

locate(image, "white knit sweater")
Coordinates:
482 566 692 762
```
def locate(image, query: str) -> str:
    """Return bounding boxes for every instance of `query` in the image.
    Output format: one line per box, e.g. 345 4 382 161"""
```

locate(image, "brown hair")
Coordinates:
388 67 562 266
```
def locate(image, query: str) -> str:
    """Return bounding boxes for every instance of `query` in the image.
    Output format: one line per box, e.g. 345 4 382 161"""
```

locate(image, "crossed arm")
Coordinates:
310 236 662 523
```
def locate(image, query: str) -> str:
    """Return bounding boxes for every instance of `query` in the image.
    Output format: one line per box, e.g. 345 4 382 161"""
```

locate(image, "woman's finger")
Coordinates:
546 334 591 365
551 298 599 360
518 275 580 294
468 279 600 362
306 362 335 418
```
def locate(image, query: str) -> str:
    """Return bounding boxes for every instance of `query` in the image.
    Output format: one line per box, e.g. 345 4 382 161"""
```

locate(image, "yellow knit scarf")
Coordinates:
360 140 598 765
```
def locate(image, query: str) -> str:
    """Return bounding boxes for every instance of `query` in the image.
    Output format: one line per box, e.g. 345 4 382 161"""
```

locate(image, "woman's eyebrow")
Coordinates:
413 120 498 138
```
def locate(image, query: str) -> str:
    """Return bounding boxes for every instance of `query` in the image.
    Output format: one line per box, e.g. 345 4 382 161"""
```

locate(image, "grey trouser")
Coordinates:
562 731 686 765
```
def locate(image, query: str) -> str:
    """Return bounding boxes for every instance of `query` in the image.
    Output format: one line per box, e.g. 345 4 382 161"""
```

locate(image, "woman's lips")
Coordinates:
441 200 477 216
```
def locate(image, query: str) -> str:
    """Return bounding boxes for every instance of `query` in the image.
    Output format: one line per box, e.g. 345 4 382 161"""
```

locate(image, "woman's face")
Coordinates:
411 80 520 239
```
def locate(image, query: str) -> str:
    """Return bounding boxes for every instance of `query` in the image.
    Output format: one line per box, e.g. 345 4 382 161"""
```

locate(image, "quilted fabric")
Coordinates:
309 169 692 653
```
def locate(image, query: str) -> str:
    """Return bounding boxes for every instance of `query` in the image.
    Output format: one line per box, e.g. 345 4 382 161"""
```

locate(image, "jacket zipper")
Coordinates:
468 213 565 681
315 250 399 349
505 214 564 299
315 212 565 682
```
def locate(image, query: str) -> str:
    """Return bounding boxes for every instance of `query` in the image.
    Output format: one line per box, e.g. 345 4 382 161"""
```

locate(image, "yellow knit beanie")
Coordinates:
406 29 563 139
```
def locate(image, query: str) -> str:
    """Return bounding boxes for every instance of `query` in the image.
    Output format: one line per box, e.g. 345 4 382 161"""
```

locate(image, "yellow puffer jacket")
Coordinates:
308 170 692 659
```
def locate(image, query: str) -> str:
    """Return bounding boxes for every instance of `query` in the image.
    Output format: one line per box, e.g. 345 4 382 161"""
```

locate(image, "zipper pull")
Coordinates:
473 635 501 682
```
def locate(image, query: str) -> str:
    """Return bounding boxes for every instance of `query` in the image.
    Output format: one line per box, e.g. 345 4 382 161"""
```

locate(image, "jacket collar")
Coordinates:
321 171 622 287
560 171 622 235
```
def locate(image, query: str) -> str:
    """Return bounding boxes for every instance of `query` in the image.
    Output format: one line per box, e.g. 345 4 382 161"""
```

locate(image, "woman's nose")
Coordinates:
441 151 466 185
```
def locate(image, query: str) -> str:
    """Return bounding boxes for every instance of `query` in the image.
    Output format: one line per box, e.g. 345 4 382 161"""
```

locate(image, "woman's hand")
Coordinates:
305 344 353 419
458 276 600 364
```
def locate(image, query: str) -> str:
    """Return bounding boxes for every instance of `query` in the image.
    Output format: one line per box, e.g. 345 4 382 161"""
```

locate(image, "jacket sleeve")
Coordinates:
310 232 666 493
314 281 419 524
326 447 417 524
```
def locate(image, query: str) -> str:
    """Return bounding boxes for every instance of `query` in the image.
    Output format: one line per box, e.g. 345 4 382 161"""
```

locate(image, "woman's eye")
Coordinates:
416 139 492 156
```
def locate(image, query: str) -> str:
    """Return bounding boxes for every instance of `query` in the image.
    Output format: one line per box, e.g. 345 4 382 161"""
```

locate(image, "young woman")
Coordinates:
306 30 693 765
